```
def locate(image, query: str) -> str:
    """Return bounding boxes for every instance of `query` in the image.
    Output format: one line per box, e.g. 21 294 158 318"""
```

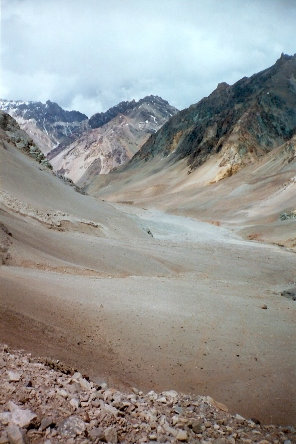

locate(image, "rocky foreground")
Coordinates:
0 345 295 444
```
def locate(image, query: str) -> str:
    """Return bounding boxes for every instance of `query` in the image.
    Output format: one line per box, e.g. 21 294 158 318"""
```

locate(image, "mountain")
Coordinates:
48 95 178 185
86 54 296 249
129 53 296 178
0 110 51 169
0 99 88 154
2 109 296 426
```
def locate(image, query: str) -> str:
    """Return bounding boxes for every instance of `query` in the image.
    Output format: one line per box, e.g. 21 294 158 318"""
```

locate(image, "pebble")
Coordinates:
0 346 295 444
176 430 188 441
191 420 202 434
7 372 21 383
7 401 36 428
40 417 55 431
6 425 24 444
0 432 8 444
88 427 104 440
57 416 86 437
104 426 118 443
69 398 79 409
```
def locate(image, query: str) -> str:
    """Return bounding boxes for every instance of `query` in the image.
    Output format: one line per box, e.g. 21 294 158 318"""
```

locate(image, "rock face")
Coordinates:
49 95 178 185
130 54 296 177
0 344 295 443
0 96 177 184
0 111 51 168
0 99 88 154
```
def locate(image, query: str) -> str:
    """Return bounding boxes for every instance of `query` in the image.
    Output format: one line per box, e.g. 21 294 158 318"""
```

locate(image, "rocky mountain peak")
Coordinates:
276 52 295 65
130 54 296 178
0 99 88 154
88 95 177 130
138 95 170 106
88 100 137 129
49 95 178 185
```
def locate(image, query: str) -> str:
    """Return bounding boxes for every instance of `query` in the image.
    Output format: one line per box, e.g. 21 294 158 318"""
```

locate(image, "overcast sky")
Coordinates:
1 0 296 117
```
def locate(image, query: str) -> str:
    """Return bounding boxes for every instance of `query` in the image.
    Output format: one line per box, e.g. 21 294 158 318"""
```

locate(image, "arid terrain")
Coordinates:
1 54 296 444
1 125 295 430
1 344 295 443
2 0 296 441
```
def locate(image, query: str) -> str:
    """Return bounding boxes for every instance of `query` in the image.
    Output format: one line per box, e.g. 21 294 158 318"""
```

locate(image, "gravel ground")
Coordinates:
0 344 295 444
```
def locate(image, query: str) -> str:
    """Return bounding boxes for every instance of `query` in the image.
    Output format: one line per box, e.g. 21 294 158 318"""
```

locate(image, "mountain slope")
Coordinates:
0 100 88 154
86 55 296 248
49 95 178 185
0 110 52 169
129 53 296 176
1 112 296 425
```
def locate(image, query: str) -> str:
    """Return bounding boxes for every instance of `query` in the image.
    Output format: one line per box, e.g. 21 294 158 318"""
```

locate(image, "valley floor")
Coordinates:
1 202 295 425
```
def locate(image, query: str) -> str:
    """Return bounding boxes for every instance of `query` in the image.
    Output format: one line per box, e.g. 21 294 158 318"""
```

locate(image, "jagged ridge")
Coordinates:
0 100 88 154
49 95 178 184
131 54 296 177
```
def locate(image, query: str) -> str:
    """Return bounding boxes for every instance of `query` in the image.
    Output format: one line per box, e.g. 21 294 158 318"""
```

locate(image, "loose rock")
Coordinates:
57 416 86 437
7 402 36 428
6 425 24 444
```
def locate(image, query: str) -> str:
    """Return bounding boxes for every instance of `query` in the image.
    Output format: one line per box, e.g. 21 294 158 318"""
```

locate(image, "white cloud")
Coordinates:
1 0 296 116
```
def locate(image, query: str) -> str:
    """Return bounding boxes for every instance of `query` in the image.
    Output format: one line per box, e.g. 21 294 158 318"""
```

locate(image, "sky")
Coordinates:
1 0 296 117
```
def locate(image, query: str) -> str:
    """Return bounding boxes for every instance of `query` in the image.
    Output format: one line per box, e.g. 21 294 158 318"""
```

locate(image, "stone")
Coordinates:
0 412 11 426
206 396 228 412
88 427 104 440
261 304 268 309
162 390 178 400
79 378 92 391
71 372 82 381
235 413 245 421
104 426 118 443
57 416 86 437
102 403 118 417
40 417 55 431
281 288 296 301
7 401 36 428
57 389 68 398
192 420 202 434
0 431 9 444
6 425 24 444
157 397 167 403
176 430 188 441
69 398 79 409
7 372 21 382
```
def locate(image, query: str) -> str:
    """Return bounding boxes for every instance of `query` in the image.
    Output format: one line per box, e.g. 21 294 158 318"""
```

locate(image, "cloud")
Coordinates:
1 0 296 116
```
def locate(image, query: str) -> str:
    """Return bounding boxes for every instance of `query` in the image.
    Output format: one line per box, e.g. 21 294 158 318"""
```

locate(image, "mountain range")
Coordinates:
1 54 296 427
0 95 178 184
0 99 88 154
49 95 178 185
86 54 296 249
